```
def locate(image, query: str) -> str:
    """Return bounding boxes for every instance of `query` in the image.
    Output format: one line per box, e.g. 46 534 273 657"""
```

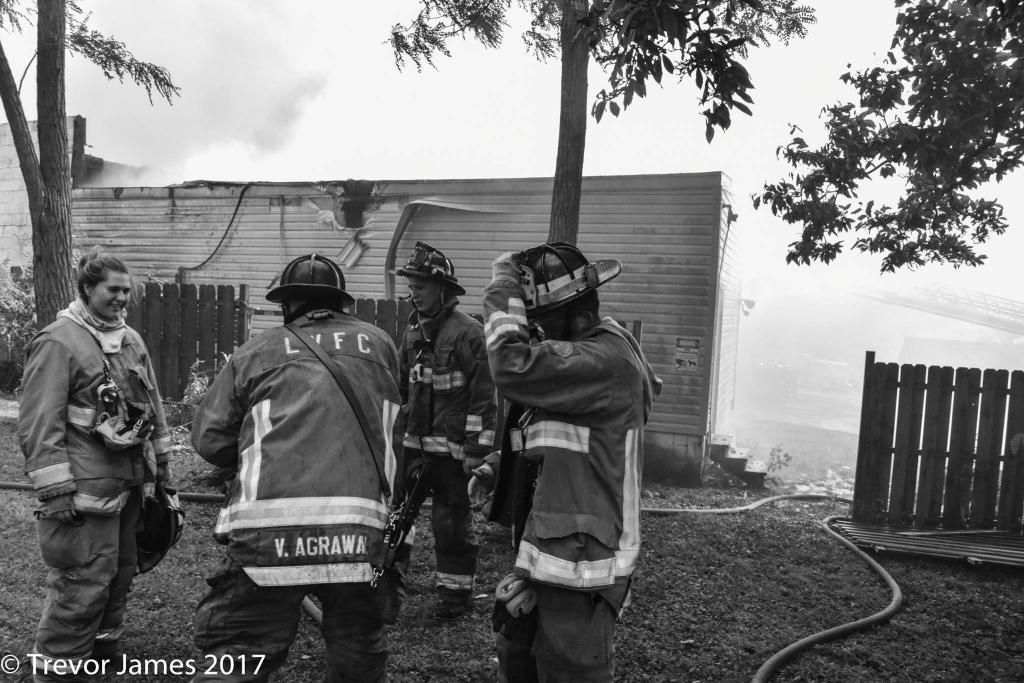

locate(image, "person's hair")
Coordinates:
77 248 130 301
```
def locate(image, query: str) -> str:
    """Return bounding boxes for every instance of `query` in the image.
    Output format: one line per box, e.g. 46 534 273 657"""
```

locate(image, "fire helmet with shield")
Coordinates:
136 484 185 574
266 253 355 308
515 242 621 315
396 241 466 295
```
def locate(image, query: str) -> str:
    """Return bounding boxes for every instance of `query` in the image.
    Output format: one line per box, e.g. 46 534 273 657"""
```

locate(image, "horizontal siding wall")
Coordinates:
391 173 724 437
73 173 729 439
74 184 404 337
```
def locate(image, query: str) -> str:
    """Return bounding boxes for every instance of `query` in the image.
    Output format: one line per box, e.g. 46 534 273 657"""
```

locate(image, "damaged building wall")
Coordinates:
73 173 739 482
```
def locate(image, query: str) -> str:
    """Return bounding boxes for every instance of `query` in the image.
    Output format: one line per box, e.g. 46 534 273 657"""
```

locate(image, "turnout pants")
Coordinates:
407 450 478 606
193 560 403 683
32 486 142 681
496 584 617 683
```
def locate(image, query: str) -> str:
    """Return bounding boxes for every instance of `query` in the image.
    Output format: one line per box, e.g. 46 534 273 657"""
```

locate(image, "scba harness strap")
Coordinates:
284 322 409 586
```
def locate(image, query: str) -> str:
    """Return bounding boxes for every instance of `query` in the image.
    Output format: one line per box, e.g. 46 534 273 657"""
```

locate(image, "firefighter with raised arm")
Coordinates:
481 242 662 682
398 241 497 620
191 254 407 682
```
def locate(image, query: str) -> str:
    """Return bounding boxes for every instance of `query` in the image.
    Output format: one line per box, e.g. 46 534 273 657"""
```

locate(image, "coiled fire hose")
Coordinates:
0 482 901 680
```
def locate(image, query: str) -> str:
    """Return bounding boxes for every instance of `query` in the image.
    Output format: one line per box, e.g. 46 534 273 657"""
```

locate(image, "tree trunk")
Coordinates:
548 0 591 245
34 0 75 325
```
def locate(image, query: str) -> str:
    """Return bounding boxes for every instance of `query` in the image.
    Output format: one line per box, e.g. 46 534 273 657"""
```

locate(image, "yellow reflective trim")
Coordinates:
465 414 483 432
73 490 128 514
506 297 528 322
436 572 474 590
621 428 641 552
243 562 375 586
432 371 466 391
214 497 387 534
238 400 270 503
28 462 74 489
403 434 450 453
67 404 96 428
478 430 495 447
525 420 590 454
515 540 637 589
447 441 465 461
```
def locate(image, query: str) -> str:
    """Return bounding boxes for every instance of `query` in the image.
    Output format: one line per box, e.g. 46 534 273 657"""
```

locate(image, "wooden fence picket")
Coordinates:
854 353 1024 533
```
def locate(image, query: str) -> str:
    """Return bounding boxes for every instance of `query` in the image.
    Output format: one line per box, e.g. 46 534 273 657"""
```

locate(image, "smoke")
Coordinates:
57 0 329 183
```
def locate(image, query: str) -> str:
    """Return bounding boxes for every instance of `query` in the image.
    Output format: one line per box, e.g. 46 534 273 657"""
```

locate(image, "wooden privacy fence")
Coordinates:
131 285 416 400
127 283 249 400
854 351 1024 531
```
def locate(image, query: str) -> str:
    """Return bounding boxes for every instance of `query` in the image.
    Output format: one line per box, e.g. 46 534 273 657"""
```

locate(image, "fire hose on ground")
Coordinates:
642 493 903 682
0 482 901 681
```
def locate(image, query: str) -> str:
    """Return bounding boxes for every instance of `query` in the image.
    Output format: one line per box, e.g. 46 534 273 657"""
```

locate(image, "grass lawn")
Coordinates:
1 403 1024 682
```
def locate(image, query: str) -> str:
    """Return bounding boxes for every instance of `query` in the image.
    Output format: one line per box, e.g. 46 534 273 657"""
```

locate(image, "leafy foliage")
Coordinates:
757 0 1024 272
0 263 36 387
392 0 815 141
65 2 179 104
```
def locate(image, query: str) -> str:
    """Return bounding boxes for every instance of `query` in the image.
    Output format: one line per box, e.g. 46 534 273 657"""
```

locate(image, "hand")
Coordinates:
39 492 78 524
156 461 172 485
495 572 537 617
490 252 522 285
405 456 430 487
462 455 484 478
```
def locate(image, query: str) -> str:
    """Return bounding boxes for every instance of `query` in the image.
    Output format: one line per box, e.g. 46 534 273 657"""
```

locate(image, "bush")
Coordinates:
0 264 37 391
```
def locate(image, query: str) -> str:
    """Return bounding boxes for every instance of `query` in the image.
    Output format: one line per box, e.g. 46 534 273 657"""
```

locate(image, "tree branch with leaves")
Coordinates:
0 0 179 324
757 0 1024 272
392 0 814 243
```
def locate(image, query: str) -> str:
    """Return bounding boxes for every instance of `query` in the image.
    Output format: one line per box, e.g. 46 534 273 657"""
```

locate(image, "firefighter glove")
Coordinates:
36 492 79 524
490 252 521 286
496 573 537 617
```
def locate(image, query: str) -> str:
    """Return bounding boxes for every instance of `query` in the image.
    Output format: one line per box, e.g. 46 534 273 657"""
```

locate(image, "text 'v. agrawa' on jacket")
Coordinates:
400 299 497 460
19 318 171 515
191 311 406 587
483 275 663 594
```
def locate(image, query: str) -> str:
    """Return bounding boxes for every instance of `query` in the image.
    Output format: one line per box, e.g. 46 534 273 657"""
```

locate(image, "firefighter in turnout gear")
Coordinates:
483 242 662 682
398 241 497 620
19 250 173 679
191 254 407 682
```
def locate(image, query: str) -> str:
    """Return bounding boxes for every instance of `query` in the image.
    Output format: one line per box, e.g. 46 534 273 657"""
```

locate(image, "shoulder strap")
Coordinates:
285 323 392 502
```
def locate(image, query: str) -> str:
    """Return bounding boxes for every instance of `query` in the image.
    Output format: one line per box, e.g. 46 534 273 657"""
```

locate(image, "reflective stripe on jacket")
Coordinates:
18 318 170 514
192 310 405 586
400 300 497 460
483 267 662 591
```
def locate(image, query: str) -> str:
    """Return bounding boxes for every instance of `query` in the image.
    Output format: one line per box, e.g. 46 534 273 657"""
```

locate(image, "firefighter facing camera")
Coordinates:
483 242 663 682
397 241 498 620
191 253 408 681
19 248 174 674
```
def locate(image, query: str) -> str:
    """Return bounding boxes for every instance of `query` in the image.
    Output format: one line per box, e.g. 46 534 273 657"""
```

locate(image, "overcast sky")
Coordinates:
6 0 1022 371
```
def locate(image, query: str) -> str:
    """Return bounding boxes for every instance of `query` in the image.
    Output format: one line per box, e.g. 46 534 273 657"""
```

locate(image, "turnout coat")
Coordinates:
483 267 662 603
192 310 405 586
400 299 496 460
20 318 171 514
